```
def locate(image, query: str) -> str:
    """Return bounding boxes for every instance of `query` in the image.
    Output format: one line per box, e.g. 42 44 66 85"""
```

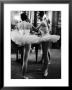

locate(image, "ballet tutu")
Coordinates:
11 29 60 46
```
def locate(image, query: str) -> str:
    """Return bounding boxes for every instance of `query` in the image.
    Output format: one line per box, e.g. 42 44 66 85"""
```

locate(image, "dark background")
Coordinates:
0 0 70 89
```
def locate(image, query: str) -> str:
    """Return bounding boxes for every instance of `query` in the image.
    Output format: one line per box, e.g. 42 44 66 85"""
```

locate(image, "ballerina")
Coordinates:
36 14 60 77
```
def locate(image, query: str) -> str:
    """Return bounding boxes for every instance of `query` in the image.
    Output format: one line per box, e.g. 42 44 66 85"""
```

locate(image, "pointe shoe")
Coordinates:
23 76 29 79
42 69 48 79
21 75 29 79
44 70 48 77
48 61 51 64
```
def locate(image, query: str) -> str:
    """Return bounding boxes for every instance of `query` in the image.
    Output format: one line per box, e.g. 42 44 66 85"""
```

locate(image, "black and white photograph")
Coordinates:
11 11 61 79
4 4 69 87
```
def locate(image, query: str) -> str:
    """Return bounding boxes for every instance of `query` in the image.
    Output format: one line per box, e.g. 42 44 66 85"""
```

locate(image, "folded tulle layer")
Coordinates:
40 34 60 43
11 30 60 46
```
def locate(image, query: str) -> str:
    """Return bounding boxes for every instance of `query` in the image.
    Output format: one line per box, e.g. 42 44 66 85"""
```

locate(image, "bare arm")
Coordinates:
36 23 42 30
30 24 39 32
30 23 42 35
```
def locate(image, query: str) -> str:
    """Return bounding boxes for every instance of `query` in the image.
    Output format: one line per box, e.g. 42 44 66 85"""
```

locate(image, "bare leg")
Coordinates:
42 41 49 77
40 43 51 64
48 49 51 64
20 46 24 65
22 44 30 77
40 52 44 64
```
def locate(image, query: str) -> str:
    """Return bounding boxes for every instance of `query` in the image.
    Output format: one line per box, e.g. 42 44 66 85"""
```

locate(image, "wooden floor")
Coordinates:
11 49 61 79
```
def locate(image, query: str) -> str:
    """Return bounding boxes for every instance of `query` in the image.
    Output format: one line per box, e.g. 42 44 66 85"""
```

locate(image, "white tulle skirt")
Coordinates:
11 30 60 46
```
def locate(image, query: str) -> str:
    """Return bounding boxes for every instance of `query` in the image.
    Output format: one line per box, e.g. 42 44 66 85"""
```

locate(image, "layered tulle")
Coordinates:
11 30 60 46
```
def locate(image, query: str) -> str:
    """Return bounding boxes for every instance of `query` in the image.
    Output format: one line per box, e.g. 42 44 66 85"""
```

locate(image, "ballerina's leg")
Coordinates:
42 41 49 77
22 44 30 77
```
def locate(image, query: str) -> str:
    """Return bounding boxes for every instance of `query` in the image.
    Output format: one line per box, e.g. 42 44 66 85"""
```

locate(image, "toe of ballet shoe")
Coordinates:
42 72 48 79
23 76 29 79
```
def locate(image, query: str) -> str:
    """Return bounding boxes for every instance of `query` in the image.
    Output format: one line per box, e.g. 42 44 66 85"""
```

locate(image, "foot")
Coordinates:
23 76 29 79
48 61 51 64
42 69 48 79
44 69 48 77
